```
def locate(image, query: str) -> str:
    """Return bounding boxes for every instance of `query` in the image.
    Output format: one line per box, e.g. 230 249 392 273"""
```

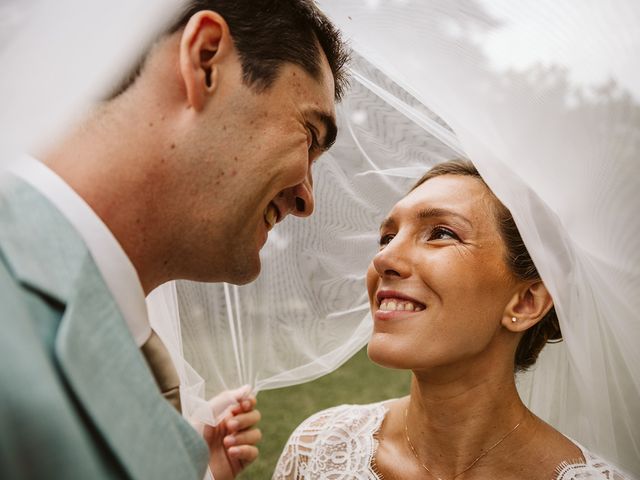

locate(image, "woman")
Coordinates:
274 160 633 479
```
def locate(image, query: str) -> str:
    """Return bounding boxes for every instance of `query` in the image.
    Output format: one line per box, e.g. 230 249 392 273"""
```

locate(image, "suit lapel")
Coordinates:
0 174 208 479
57 257 207 479
0 175 85 304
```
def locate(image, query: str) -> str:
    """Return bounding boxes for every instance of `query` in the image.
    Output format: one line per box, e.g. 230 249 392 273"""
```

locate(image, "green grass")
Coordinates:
237 347 411 479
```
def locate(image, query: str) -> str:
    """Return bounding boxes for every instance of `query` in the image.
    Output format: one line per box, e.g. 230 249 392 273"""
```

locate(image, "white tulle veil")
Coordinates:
2 0 638 474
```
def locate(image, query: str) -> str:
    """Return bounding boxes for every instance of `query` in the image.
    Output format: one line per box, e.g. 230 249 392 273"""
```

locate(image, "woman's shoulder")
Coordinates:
294 400 390 437
554 444 637 480
273 400 396 480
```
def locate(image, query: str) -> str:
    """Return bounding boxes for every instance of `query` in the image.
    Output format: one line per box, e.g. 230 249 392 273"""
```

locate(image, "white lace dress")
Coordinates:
273 402 635 480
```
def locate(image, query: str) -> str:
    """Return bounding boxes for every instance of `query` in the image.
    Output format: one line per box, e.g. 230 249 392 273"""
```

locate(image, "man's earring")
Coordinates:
511 317 517 323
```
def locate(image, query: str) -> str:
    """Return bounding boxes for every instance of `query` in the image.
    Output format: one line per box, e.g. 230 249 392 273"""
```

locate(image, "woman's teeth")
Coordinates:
264 204 277 229
379 299 424 312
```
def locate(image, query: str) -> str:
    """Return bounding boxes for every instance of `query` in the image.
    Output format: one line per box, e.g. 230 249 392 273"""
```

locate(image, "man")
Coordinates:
0 1 348 478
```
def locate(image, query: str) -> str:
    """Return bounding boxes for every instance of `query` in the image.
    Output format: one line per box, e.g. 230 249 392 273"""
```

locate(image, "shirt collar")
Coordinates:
7 155 151 347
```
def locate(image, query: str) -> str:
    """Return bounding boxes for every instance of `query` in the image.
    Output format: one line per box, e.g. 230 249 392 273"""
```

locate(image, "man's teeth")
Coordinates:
264 204 277 229
379 299 424 312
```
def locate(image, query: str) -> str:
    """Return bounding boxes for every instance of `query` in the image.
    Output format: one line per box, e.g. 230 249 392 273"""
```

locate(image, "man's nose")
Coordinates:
289 176 314 218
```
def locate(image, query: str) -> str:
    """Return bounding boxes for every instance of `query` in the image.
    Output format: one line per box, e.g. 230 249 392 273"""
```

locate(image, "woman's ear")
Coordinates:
179 10 232 111
502 280 554 332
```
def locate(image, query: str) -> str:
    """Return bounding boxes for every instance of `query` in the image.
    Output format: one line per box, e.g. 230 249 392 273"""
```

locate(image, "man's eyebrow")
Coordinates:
416 207 472 226
310 110 338 151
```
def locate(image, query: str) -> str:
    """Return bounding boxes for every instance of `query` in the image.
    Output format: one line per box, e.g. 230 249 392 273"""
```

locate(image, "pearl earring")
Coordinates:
511 317 517 323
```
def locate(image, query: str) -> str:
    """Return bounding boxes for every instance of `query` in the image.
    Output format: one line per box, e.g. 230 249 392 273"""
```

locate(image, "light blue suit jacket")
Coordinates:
0 174 209 479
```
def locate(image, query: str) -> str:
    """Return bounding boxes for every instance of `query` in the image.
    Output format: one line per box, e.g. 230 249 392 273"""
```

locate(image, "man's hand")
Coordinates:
203 392 261 479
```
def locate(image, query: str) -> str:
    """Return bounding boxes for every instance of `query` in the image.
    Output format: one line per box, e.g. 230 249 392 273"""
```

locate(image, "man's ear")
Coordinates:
502 280 554 332
179 11 233 111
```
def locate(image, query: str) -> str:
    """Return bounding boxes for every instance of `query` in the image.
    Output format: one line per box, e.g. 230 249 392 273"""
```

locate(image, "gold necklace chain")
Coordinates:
403 408 525 480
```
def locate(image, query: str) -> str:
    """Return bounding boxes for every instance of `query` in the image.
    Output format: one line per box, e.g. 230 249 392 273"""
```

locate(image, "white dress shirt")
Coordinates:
7 155 151 347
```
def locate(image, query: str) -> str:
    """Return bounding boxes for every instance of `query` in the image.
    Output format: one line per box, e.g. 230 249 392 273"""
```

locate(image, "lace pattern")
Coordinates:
273 403 387 479
555 448 634 480
273 402 635 480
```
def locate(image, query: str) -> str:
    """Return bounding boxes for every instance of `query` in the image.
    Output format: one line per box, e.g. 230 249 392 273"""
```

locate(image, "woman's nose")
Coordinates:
372 236 411 278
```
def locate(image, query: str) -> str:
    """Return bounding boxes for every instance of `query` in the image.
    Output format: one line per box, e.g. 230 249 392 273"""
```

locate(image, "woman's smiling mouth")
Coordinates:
376 290 426 313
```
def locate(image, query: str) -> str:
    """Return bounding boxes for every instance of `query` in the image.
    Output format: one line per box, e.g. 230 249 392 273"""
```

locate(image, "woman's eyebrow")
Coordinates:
416 207 472 227
379 217 396 231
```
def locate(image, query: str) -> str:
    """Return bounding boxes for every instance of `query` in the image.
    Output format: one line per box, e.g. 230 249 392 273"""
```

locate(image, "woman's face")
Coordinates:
366 174 519 371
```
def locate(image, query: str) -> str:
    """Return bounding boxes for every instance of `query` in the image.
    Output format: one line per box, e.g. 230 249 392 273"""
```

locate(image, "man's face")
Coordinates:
175 51 337 284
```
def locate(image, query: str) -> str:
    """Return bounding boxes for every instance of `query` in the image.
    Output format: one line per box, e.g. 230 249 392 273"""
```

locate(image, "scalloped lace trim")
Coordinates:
273 402 632 479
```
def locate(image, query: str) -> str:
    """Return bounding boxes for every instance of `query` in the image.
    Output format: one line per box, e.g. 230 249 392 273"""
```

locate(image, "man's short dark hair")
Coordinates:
111 0 349 101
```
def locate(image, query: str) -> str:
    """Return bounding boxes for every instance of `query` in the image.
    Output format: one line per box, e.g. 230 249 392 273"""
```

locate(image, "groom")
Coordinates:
0 1 347 479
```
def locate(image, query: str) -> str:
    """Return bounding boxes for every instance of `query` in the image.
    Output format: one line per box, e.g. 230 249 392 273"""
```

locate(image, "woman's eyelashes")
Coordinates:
427 226 460 241
378 225 460 248
379 233 395 247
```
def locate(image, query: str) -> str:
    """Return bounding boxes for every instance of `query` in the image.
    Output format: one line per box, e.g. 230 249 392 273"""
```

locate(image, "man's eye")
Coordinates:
308 130 319 151
379 233 395 247
307 125 321 152
428 227 458 241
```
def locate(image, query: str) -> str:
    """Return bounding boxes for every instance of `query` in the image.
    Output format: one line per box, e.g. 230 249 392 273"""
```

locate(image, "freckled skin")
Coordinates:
367 175 519 372
163 49 337 285
367 175 586 480
43 19 337 292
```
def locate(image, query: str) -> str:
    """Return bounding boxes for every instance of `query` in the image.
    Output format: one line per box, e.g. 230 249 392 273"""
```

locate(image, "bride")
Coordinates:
274 160 634 480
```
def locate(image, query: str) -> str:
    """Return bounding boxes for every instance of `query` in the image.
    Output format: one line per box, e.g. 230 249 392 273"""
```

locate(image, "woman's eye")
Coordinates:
428 227 458 241
379 233 395 247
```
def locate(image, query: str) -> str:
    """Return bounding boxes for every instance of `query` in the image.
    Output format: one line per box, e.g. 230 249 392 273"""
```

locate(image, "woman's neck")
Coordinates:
402 364 531 477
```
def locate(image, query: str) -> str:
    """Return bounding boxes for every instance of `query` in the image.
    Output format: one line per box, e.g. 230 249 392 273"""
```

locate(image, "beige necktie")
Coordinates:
141 330 182 413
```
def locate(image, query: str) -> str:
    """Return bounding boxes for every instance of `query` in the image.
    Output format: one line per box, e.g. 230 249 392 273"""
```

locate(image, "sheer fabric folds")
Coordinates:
147 51 461 423
316 2 640 473
157 1 640 472
0 0 185 164
2 0 638 474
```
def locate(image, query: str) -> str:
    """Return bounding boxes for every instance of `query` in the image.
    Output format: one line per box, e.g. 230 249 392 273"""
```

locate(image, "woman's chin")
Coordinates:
367 336 412 370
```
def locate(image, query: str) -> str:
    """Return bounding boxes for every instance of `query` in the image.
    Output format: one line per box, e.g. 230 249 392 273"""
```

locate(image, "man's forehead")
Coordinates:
284 61 338 146
284 60 336 107
316 45 338 101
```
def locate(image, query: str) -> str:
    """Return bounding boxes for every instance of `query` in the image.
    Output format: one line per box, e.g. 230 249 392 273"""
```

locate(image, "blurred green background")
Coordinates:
237 347 411 479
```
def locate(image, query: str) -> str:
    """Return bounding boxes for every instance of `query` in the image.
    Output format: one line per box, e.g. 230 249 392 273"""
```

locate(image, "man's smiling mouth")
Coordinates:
264 202 279 230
